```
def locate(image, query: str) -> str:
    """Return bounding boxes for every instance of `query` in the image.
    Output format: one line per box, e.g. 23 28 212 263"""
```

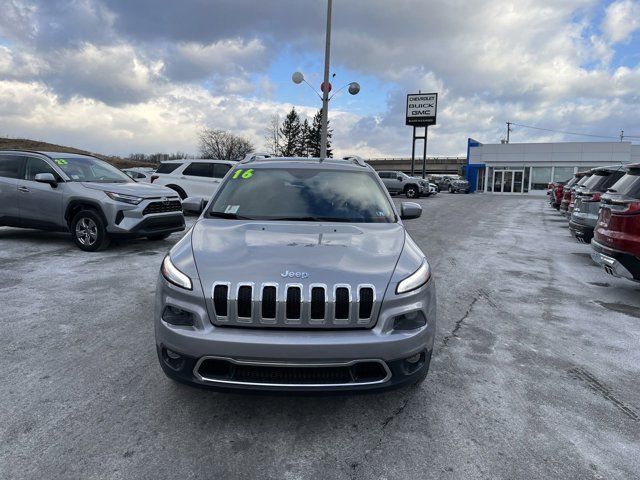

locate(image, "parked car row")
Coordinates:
376 171 470 198
549 164 640 283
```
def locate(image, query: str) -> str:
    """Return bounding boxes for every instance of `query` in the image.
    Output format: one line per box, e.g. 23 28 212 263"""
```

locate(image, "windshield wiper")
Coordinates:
209 211 251 220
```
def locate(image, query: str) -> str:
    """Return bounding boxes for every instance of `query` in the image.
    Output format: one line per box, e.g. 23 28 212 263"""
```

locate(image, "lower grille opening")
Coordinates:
196 359 389 386
353 362 387 381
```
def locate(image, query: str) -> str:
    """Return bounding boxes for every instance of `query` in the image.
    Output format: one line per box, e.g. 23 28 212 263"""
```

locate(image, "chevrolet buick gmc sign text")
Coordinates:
406 93 438 126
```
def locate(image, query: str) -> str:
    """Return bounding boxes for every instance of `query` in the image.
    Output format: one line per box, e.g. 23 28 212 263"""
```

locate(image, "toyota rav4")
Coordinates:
155 156 436 392
0 150 185 251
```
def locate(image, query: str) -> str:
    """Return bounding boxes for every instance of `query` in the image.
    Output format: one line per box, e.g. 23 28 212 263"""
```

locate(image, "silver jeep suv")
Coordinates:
155 156 436 392
0 150 185 251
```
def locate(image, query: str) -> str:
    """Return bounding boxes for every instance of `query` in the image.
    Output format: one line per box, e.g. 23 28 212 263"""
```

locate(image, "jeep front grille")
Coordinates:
211 282 377 329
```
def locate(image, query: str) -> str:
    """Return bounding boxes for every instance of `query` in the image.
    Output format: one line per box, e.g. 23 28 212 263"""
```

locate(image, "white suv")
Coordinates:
150 159 236 199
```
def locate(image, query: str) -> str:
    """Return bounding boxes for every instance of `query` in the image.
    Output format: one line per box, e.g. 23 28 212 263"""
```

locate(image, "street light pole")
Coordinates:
320 0 332 162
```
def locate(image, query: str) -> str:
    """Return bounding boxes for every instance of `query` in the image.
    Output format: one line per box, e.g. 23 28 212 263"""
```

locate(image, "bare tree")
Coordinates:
264 114 281 155
198 128 254 160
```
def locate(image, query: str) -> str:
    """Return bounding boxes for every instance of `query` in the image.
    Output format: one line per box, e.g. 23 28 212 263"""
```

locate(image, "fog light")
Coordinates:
162 305 194 326
393 311 427 330
161 347 185 371
166 349 181 360
406 353 421 364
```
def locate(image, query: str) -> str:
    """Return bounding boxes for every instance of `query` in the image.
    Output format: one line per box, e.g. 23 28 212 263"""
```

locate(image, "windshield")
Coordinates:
209 167 395 223
53 156 133 183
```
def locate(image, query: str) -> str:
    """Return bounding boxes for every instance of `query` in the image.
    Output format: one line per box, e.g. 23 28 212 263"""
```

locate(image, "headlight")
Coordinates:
396 260 431 294
161 255 192 290
105 191 144 205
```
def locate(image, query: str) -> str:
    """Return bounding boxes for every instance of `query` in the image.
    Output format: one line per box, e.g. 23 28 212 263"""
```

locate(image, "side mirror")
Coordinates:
34 173 58 187
400 201 422 220
182 196 206 214
397 176 403 181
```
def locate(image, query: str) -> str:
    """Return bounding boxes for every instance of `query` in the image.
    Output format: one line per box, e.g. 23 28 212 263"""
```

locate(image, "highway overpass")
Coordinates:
365 157 466 175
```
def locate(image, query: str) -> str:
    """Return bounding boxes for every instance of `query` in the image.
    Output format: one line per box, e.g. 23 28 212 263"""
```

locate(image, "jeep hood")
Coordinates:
191 220 406 294
81 182 179 198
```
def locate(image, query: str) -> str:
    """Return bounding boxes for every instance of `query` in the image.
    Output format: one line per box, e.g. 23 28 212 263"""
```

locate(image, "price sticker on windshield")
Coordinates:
54 159 68 165
232 168 254 180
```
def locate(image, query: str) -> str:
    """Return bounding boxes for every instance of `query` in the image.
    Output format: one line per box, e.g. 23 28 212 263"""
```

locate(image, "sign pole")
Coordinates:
406 92 437 179
410 126 416 177
422 126 428 179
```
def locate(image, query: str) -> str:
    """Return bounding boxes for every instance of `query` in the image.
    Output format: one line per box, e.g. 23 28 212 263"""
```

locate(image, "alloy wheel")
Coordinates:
75 217 98 246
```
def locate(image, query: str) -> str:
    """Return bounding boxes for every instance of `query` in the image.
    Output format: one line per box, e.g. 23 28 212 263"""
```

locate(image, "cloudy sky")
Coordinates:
1 0 639 158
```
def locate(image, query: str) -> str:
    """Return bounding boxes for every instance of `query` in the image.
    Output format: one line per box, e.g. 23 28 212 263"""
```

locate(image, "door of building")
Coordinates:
493 169 524 194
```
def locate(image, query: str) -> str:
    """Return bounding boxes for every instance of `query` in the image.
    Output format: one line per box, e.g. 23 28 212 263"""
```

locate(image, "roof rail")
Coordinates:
342 155 367 167
241 152 273 163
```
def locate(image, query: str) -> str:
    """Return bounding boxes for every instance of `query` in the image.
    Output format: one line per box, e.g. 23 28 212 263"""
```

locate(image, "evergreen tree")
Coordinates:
308 109 332 158
300 119 311 157
278 107 303 157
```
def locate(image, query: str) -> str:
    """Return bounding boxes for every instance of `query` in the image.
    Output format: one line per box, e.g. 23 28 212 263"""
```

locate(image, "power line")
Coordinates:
507 122 620 140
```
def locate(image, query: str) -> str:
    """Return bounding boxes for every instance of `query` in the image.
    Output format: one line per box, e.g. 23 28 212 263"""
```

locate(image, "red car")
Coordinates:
591 163 640 282
559 172 588 215
550 181 566 210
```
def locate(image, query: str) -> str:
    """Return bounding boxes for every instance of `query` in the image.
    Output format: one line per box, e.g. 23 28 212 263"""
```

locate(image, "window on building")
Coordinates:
531 167 552 190
553 167 575 182
477 168 485 191
523 167 530 193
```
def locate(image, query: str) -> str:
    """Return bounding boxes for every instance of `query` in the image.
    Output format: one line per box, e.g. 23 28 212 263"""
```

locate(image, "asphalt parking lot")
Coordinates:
1 194 639 480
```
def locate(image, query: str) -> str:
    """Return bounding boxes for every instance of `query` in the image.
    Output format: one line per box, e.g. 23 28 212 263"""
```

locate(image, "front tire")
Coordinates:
405 185 418 199
71 210 110 251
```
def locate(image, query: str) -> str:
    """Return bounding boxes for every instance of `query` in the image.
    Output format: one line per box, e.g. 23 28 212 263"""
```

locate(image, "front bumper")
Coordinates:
154 276 436 392
156 345 432 393
103 196 184 236
591 240 640 282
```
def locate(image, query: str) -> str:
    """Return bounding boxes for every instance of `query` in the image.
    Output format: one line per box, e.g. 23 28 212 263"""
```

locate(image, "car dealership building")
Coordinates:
465 139 640 194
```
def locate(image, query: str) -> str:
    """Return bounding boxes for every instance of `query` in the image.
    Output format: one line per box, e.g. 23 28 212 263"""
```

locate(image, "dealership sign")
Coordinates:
406 93 437 126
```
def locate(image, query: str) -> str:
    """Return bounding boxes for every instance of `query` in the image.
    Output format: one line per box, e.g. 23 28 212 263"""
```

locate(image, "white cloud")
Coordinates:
1 0 640 158
49 43 165 104
602 0 640 43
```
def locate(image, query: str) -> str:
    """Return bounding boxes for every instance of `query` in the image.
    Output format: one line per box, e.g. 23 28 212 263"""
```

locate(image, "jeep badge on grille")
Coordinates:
281 270 309 279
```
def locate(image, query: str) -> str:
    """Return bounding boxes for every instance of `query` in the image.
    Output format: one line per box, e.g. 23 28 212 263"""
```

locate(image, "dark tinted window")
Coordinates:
212 163 232 178
582 170 625 192
378 172 391 179
0 155 23 179
183 162 213 177
609 170 640 198
576 174 592 186
156 162 183 174
209 168 395 223
25 157 58 181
